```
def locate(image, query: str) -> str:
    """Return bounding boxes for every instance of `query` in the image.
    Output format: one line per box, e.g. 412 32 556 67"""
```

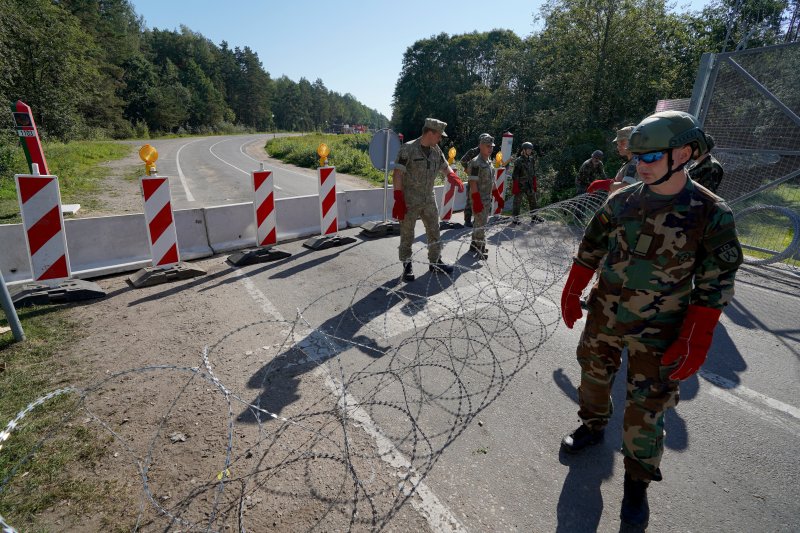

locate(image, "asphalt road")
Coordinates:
223 216 799 533
134 134 366 209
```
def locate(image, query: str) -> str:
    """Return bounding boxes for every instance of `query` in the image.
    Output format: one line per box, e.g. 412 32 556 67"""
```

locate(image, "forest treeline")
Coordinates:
392 0 797 194
0 0 388 144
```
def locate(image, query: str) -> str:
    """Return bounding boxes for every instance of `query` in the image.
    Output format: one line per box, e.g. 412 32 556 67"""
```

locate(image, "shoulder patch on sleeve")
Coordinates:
714 240 742 268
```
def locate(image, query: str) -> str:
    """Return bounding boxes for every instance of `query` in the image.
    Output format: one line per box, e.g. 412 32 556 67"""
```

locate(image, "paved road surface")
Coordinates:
134 134 370 209
223 218 799 532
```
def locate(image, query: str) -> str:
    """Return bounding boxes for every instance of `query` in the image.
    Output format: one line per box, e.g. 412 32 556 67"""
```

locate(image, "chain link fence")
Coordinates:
691 42 800 269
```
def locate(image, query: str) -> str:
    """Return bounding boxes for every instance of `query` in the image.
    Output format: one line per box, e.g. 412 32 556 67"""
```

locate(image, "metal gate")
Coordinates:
689 42 800 268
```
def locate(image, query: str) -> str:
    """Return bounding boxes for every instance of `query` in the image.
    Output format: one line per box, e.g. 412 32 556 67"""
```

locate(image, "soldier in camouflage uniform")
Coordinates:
392 118 464 281
560 111 742 528
609 125 639 193
459 133 492 226
689 135 724 193
511 141 537 221
577 150 606 194
465 134 504 259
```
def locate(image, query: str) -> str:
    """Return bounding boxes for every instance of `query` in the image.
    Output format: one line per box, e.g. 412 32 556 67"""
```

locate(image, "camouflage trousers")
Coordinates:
576 324 680 482
398 200 442 263
512 189 537 217
471 197 490 247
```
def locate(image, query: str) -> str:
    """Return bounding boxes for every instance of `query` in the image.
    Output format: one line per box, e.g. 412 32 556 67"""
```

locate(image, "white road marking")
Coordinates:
175 139 200 202
210 138 283 191
700 369 800 434
237 274 466 533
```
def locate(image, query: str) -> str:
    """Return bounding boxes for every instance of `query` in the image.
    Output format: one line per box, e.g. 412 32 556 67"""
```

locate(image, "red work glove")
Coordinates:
560 262 595 329
392 190 407 221
512 179 521 195
447 170 465 193
471 191 484 214
492 188 505 210
587 179 612 193
661 305 722 380
533 176 538 193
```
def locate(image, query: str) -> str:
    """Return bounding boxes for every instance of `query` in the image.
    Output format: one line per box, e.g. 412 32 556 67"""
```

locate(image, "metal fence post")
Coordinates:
0 270 25 342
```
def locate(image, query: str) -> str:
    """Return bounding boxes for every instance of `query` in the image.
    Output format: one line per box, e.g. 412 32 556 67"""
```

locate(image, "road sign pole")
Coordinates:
0 270 24 342
362 128 401 238
383 129 390 222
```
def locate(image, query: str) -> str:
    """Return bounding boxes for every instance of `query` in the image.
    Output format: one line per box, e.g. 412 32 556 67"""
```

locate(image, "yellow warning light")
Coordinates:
495 152 503 168
447 147 456 165
317 143 330 166
139 144 159 175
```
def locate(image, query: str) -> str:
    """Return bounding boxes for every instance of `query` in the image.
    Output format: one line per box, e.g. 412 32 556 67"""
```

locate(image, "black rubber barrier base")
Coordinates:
439 220 464 230
302 234 358 251
127 262 206 289
360 220 400 238
10 279 106 307
227 247 292 266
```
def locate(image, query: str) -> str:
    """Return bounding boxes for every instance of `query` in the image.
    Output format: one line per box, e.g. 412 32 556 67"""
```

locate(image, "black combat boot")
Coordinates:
480 244 489 260
469 241 481 255
560 424 604 454
429 259 454 275
402 261 415 281
620 473 650 528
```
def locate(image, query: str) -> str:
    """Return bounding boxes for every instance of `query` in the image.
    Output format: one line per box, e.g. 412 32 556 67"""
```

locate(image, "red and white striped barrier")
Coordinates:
141 176 179 267
439 165 459 222
253 169 277 246
317 166 338 236
493 167 507 215
15 170 70 282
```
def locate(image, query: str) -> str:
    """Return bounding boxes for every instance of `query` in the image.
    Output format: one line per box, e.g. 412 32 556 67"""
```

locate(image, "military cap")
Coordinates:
423 117 448 137
480 134 495 146
592 150 604 159
613 126 636 142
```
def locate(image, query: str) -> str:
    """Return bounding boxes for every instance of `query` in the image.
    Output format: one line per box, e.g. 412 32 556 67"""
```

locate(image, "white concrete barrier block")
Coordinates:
0 223 32 283
204 202 257 254
175 208 213 260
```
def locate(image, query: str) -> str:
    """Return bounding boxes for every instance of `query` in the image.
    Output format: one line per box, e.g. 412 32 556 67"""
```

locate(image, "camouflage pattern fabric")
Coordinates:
460 146 481 221
511 153 537 216
689 154 724 193
573 178 742 481
577 159 606 192
615 159 640 185
394 137 450 262
467 154 495 247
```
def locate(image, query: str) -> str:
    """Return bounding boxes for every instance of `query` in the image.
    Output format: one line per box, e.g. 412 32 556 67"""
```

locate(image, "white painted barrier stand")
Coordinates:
303 166 356 250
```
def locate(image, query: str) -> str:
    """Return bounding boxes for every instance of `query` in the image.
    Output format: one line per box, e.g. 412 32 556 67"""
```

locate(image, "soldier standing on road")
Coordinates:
689 135 724 193
460 133 492 227
466 134 505 259
559 111 743 529
392 118 464 281
577 150 606 195
511 141 537 222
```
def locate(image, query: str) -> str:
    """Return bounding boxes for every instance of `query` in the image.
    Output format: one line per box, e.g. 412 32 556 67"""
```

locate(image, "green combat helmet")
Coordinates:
628 111 711 185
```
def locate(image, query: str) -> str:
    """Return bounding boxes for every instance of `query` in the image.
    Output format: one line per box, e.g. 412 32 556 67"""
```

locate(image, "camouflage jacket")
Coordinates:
577 159 606 188
512 154 536 187
460 146 481 171
575 179 742 330
394 137 450 205
689 154 724 194
615 160 639 185
466 155 494 200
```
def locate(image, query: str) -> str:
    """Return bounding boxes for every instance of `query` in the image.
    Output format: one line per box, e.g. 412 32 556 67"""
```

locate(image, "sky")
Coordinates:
129 0 710 119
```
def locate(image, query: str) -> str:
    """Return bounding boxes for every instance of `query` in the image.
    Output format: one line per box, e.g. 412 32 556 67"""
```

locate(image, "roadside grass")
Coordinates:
0 308 131 531
0 141 134 224
266 134 388 185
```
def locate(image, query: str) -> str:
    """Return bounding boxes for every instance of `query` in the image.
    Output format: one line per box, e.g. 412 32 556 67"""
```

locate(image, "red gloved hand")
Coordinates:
447 170 465 193
587 179 612 193
492 188 505 210
471 191 484 214
392 190 407 221
512 179 521 195
560 262 595 329
661 305 722 380
533 176 538 193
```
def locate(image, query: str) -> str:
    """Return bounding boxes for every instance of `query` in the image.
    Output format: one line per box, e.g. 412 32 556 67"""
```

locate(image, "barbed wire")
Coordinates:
0 194 606 532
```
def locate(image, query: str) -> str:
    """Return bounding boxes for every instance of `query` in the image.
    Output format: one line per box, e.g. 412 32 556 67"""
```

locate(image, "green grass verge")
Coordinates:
266 134 388 185
732 182 800 265
0 308 130 531
0 141 134 224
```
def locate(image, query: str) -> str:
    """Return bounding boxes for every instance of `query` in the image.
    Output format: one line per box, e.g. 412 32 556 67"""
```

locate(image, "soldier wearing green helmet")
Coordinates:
510 141 538 221
559 110 743 529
